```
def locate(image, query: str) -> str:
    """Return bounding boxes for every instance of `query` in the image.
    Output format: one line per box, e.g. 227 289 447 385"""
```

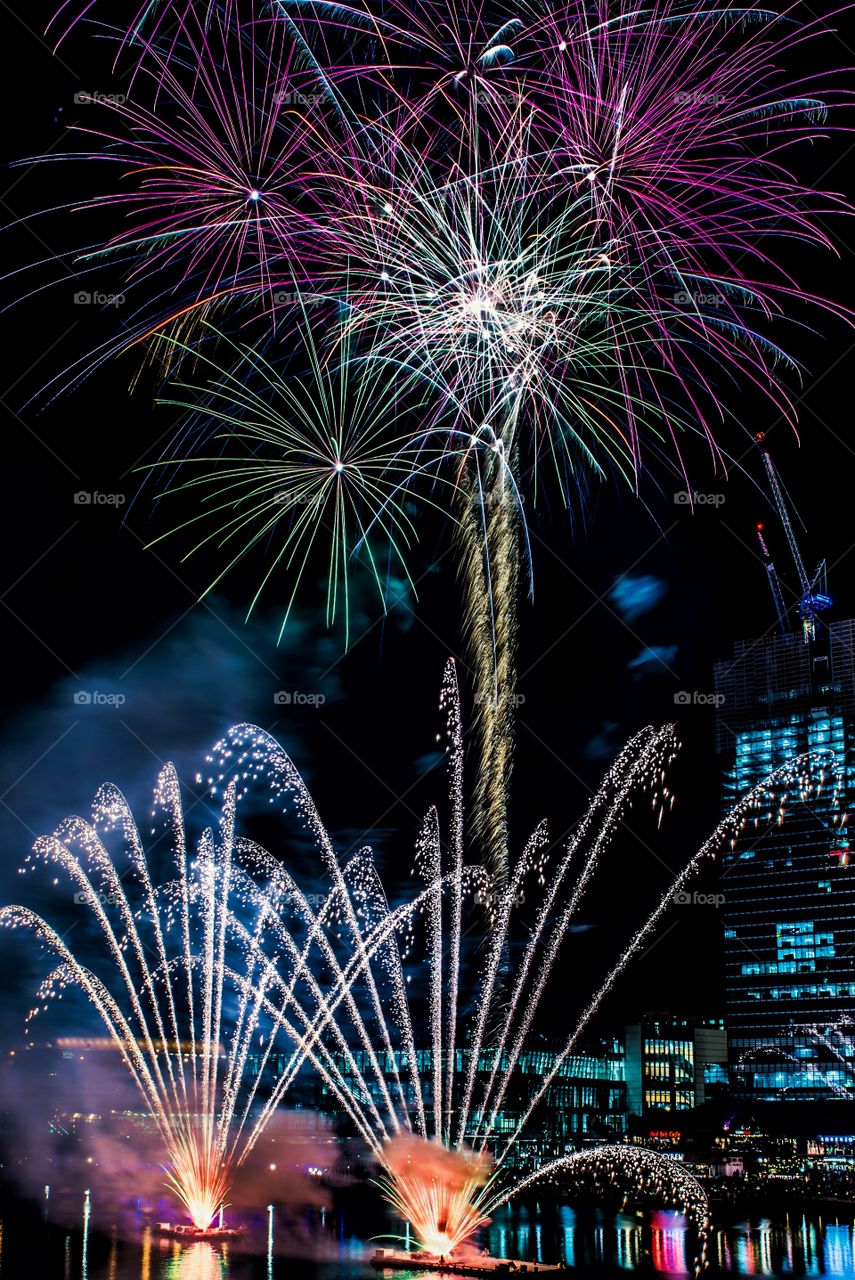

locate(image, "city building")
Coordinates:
322 1041 627 1169
623 1016 728 1116
713 460 855 1098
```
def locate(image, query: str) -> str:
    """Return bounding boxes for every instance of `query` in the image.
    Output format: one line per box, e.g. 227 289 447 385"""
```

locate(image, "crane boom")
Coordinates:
759 448 811 596
755 522 789 635
756 436 832 643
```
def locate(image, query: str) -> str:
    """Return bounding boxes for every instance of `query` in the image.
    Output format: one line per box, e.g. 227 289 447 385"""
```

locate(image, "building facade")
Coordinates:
624 1016 727 1116
714 621 855 1098
321 1041 627 1168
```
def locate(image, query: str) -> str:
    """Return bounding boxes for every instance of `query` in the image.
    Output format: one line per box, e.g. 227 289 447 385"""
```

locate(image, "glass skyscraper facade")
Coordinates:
714 621 855 1098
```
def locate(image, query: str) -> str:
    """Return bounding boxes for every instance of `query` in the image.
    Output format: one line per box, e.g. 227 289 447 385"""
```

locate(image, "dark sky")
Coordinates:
1 1 854 1043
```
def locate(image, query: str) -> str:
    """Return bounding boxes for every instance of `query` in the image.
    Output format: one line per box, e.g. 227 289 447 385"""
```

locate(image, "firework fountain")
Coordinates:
1 663 842 1256
3 0 852 1255
13 0 850 893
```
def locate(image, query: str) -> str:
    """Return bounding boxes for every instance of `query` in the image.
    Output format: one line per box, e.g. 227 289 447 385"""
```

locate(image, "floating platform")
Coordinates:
157 1223 246 1241
370 1248 565 1275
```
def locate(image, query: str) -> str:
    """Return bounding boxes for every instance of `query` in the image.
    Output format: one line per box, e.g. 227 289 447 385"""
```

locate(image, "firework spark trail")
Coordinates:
326 110 659 490
21 0 853 903
1 813 249 1227
486 751 841 1171
738 1017 855 1098
235 872 455 1146
801 1023 855 1097
205 724 424 1124
30 13 329 318
441 659 465 1144
380 1132 494 1257
221 864 393 1145
457 460 520 889
201 680 840 1209
465 724 678 1147
492 1145 710 1239
221 896 395 1151
144 322 451 645
312 109 669 881
0 775 426 1224
2 668 842 1247
22 0 852 563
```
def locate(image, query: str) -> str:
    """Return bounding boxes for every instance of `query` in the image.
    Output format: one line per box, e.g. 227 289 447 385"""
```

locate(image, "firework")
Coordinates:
2 664 840 1246
23 0 853 898
305 111 678 875
45 13 328 341
0 766 303 1230
145 320 450 644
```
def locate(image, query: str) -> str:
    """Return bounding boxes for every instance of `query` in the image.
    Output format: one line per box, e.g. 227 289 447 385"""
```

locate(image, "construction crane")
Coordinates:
756 434 832 643
755 521 789 635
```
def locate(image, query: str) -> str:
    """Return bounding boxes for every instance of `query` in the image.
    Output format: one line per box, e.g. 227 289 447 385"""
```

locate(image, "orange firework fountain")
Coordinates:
166 1132 231 1230
380 1135 493 1255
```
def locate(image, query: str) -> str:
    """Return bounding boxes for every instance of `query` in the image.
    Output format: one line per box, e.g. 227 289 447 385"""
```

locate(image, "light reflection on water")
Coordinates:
4 1200 855 1278
159 1242 227 1280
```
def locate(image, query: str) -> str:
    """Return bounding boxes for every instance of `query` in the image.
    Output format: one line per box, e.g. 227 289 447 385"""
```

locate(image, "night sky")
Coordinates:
1 1 855 1045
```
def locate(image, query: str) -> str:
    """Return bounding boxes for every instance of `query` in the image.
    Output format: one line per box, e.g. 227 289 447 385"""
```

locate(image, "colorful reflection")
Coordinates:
160 1243 226 1280
485 1204 855 1276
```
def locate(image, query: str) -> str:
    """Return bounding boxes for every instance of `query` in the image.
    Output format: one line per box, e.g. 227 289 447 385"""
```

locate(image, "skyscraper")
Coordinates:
714 620 855 1098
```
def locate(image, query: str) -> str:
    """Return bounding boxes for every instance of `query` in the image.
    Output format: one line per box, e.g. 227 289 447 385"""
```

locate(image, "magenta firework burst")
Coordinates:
27 0 850 476
18 0 850 882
